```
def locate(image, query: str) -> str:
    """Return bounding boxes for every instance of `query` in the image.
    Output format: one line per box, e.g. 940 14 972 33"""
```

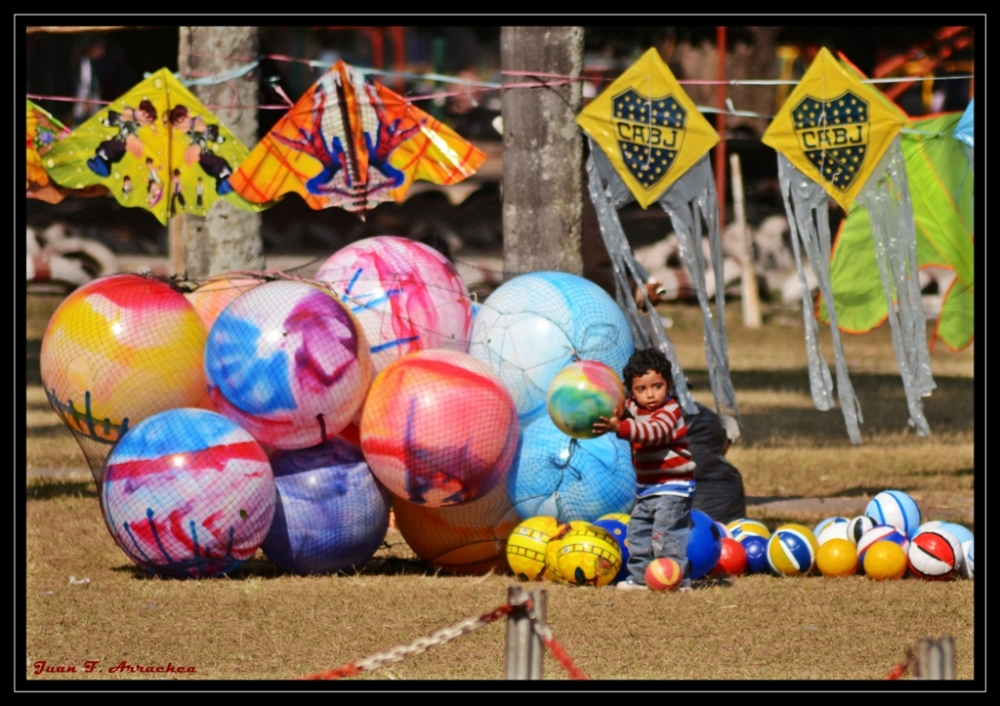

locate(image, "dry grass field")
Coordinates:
22 289 979 686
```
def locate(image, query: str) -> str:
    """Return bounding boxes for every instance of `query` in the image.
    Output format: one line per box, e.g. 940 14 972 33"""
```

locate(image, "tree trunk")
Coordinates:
500 26 584 277
170 26 263 280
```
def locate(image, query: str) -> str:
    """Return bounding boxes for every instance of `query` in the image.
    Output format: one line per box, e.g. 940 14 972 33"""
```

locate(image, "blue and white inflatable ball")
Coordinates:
865 489 921 538
469 271 634 424
507 414 635 523
261 436 391 575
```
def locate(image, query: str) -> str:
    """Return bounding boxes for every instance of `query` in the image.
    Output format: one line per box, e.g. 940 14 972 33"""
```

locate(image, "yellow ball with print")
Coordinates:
543 520 589 584
554 523 623 587
506 516 563 581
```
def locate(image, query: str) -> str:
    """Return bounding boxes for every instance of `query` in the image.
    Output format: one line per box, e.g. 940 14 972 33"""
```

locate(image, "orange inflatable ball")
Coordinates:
863 541 908 581
645 557 684 591
816 538 859 577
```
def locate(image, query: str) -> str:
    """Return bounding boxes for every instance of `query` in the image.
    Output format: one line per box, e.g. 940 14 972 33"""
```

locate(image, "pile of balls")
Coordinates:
505 508 729 591
39 236 641 579
505 488 974 591
726 489 974 582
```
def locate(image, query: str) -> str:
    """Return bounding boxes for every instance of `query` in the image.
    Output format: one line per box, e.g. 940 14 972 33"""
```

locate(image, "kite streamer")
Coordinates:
853 137 935 436
777 154 862 443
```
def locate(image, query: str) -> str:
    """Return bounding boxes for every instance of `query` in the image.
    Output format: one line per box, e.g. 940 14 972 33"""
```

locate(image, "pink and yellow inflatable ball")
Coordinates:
314 236 474 373
360 349 519 507
546 359 626 439
40 273 208 447
204 279 372 450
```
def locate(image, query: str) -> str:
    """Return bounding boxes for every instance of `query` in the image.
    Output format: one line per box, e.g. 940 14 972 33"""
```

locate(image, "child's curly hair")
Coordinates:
622 348 673 390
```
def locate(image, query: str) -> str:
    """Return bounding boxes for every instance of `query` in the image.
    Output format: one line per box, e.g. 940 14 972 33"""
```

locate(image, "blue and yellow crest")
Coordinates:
612 90 687 190
792 91 870 193
576 48 718 208
763 48 906 211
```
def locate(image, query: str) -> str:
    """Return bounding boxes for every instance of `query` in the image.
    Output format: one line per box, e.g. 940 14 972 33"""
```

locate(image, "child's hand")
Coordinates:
593 415 621 435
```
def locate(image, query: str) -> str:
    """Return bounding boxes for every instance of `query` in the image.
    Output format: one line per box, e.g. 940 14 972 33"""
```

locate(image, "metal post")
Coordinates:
505 586 546 680
916 637 956 679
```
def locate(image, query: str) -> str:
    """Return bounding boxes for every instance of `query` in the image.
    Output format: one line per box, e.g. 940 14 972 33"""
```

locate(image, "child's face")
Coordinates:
630 369 669 411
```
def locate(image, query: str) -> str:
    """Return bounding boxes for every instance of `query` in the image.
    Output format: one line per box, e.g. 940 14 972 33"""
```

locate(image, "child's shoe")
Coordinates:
616 578 648 591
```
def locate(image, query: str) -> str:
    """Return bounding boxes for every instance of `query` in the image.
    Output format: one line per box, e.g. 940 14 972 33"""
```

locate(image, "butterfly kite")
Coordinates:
42 68 267 225
230 60 486 214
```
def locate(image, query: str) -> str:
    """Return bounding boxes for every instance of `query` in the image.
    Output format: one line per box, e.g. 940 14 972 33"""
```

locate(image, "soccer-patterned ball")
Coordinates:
846 515 877 545
553 523 622 587
857 525 910 567
506 515 563 582
865 490 921 539
907 529 962 581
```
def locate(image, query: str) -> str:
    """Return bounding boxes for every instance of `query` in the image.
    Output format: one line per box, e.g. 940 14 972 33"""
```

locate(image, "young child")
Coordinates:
593 348 696 591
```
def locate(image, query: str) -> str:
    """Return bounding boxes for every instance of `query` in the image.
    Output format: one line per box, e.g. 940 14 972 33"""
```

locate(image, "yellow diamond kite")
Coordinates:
762 47 907 212
576 47 719 208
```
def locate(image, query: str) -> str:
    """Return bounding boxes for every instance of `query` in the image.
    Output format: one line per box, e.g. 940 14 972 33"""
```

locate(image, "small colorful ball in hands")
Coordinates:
739 534 771 574
816 538 859 577
907 529 963 581
863 541 908 580
546 359 625 440
865 489 921 539
710 537 748 577
507 515 564 582
102 408 276 578
646 557 684 591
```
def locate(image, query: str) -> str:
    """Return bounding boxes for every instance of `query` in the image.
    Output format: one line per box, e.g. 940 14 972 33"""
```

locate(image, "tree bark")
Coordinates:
170 26 263 279
500 26 584 276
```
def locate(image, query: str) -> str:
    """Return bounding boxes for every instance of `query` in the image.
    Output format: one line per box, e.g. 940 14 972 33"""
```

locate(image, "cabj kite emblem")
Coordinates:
613 89 686 191
792 90 870 193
